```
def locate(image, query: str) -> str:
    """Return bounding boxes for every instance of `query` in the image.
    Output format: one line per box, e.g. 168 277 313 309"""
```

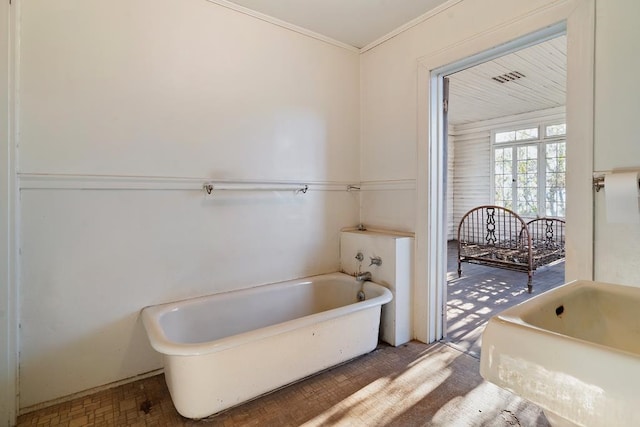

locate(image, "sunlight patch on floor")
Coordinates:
302 349 455 426
430 381 533 426
446 240 565 365
447 316 482 338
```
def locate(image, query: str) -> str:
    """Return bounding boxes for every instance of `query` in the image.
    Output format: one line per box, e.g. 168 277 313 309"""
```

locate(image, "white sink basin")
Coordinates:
480 280 640 427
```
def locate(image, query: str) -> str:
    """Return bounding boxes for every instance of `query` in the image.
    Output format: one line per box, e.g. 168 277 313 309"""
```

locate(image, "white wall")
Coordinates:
358 0 598 342
18 0 360 408
593 0 640 285
19 0 359 180
451 126 491 230
360 0 568 233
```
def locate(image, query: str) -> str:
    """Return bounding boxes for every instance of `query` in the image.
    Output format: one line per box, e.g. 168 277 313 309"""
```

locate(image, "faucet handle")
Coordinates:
355 252 364 262
369 256 382 267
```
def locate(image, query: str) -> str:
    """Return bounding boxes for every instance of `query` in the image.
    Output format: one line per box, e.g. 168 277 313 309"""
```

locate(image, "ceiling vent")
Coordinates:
491 71 526 83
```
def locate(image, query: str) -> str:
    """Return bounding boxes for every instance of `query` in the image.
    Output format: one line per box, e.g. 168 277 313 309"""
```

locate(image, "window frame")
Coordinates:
491 123 566 218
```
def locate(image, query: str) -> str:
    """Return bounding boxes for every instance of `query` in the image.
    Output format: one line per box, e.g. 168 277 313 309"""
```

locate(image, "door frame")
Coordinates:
414 0 595 343
1 0 19 424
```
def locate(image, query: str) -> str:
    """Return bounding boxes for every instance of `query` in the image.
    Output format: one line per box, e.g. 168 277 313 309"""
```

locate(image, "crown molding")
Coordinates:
360 0 464 53
204 0 359 53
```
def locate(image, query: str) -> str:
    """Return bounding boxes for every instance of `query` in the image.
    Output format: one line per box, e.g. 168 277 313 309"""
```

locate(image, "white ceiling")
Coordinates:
224 0 451 48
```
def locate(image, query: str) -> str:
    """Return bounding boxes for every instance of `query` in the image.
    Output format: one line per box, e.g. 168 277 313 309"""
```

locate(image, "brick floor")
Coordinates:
17 342 549 426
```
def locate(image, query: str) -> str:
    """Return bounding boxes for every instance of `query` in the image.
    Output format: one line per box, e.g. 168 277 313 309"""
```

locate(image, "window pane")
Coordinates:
493 127 566 218
495 131 516 143
547 143 557 157
545 123 566 137
503 148 512 161
515 127 539 141
517 145 537 160
515 144 538 217
545 141 566 217
494 147 513 209
503 158 512 174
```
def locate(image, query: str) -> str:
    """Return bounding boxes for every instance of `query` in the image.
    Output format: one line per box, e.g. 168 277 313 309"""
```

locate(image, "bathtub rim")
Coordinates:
141 272 392 357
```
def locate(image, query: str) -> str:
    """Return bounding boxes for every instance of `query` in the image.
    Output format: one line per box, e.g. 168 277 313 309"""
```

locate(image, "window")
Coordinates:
493 124 566 218
495 127 539 143
544 141 566 217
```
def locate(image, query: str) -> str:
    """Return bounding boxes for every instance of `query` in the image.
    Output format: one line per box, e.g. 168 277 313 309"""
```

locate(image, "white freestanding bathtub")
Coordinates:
141 272 392 419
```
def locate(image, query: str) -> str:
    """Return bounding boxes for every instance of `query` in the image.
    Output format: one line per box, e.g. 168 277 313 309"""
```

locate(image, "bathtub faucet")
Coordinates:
356 271 372 282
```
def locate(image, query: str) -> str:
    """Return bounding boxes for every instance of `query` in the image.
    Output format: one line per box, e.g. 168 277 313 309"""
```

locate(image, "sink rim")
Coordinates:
490 279 640 359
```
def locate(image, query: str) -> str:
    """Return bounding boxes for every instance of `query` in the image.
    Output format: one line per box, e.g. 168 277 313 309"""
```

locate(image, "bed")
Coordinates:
456 205 565 293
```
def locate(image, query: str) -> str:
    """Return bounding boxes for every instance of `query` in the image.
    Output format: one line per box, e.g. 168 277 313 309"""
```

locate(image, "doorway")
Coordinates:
414 3 595 345
443 35 568 356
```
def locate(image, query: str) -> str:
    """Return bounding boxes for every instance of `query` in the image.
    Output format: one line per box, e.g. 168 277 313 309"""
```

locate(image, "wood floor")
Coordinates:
445 240 565 357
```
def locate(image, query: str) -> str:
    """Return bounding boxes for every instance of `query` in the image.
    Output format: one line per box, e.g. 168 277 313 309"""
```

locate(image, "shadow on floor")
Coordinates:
445 240 565 358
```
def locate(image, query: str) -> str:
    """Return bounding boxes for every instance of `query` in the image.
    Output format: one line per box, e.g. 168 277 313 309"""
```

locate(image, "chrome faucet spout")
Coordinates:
356 271 372 282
